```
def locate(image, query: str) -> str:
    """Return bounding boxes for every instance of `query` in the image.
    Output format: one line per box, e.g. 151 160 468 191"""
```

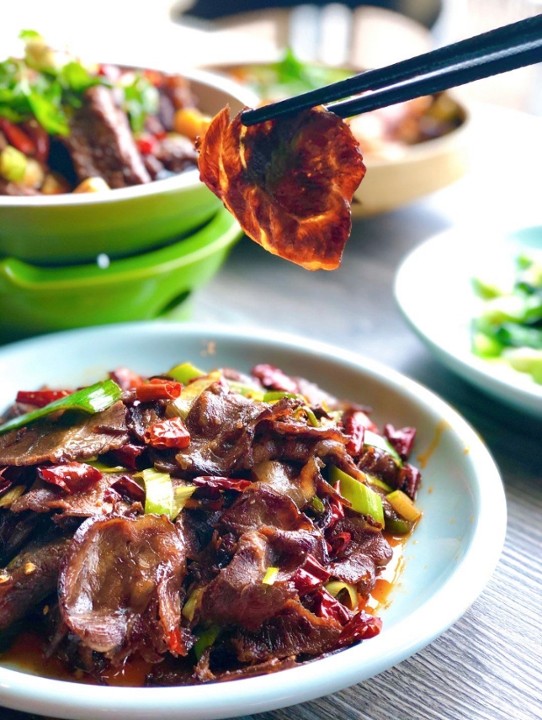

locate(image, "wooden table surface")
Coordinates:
2 106 541 720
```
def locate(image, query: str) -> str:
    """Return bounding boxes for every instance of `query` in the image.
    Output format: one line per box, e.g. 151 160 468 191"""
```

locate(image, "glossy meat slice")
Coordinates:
198 106 365 270
0 401 129 466
200 530 296 630
231 598 343 663
63 86 151 188
59 514 187 664
176 382 266 476
11 472 129 519
218 484 314 534
327 517 393 595
0 529 71 630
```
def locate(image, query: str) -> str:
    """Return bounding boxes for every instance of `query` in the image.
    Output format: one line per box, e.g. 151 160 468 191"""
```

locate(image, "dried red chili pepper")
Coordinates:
342 408 381 456
16 389 70 407
192 476 252 492
291 554 331 595
110 474 145 502
328 530 352 558
384 424 417 460
38 462 102 493
136 379 182 402
144 417 190 449
0 119 36 156
312 587 352 624
336 610 382 646
109 443 145 470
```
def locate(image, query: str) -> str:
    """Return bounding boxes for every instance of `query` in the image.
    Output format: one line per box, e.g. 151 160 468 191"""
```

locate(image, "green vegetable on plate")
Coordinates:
472 252 542 384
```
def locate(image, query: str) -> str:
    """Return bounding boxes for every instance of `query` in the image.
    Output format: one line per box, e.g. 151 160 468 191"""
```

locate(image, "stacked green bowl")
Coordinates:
0 70 254 342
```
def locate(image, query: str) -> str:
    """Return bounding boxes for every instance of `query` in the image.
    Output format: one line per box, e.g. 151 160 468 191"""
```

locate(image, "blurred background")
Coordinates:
2 0 541 113
174 0 542 113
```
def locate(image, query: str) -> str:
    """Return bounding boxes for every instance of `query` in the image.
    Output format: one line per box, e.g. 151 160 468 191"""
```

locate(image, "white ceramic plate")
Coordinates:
0 322 506 720
395 225 542 417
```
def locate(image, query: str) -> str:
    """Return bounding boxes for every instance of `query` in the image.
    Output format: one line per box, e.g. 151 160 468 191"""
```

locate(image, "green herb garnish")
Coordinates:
0 30 105 135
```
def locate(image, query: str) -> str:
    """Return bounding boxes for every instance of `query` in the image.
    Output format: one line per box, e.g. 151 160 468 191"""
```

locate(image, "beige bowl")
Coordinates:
353 105 471 216
208 61 471 216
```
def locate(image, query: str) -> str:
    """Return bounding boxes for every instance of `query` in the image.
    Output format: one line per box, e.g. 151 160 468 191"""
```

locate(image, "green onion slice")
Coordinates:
262 566 279 585
166 361 205 384
364 430 402 465
325 580 359 609
0 378 122 435
135 468 195 520
330 466 384 528
386 489 422 522
194 625 220 661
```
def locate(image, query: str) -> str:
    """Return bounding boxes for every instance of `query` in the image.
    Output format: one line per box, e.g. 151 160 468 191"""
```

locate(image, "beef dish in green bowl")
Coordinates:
0 32 256 265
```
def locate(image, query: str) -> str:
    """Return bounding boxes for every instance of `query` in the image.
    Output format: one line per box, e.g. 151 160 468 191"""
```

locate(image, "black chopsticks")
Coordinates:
241 14 542 125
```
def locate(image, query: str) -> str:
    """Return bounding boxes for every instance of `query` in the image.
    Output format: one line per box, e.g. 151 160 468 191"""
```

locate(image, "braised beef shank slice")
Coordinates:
230 598 342 663
176 383 266 476
200 530 296 630
327 517 393 595
10 472 129 519
0 401 129 466
59 514 187 664
0 530 71 630
218 484 314 535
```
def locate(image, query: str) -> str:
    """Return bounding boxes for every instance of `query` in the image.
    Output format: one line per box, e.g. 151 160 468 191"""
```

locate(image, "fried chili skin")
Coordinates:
197 106 365 271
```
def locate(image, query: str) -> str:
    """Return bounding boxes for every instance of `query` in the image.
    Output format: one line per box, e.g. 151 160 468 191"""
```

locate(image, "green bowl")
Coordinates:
0 70 256 265
0 209 242 343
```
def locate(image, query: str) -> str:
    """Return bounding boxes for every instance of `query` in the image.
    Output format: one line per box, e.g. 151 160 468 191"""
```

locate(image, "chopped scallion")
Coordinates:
262 566 279 585
386 489 422 523
166 361 205 384
330 466 384 528
324 580 358 609
0 378 122 435
194 625 220 661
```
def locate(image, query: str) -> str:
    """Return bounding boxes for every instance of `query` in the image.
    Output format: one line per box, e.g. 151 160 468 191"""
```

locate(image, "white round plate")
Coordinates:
0 322 506 720
394 225 542 417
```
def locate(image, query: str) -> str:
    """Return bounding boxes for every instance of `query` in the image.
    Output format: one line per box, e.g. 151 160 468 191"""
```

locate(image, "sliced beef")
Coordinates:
0 510 44 565
200 530 295 631
194 653 298 685
251 458 319 508
10 472 128 519
59 514 187 664
327 517 393 595
259 525 327 569
0 401 129 466
230 598 342 663
358 445 402 486
154 135 197 174
0 530 71 630
218 485 314 535
176 383 266 476
63 85 150 188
